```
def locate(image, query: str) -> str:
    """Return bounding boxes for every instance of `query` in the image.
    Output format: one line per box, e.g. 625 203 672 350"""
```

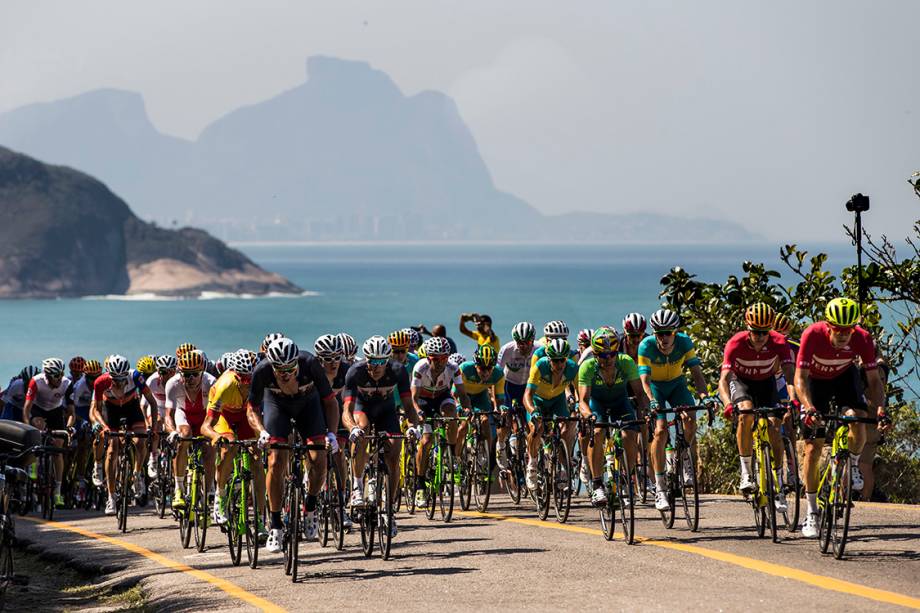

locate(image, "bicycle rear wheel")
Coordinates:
319 467 332 548
284 483 301 580
180 496 193 549
119 458 131 533
473 437 492 512
570 442 584 497
782 435 800 532
359 467 376 557
377 469 394 560
677 447 700 532
636 428 651 504
535 453 551 521
660 470 676 529
830 458 852 559
617 448 636 544
329 460 345 551
817 471 833 554
552 442 572 524
403 442 417 515
424 445 437 521
227 483 242 566
600 468 615 541
438 446 455 523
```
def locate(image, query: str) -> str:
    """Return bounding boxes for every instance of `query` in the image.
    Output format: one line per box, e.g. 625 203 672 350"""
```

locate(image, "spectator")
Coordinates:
416 323 458 354
459 313 500 351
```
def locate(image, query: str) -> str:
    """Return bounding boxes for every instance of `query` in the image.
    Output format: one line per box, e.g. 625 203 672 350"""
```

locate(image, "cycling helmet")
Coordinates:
744 302 775 331
155 355 177 370
42 358 65 378
19 365 40 382
825 297 860 327
230 350 255 376
387 330 411 350
68 356 86 374
649 309 680 332
591 326 620 354
337 333 357 360
511 321 536 342
105 354 131 377
577 328 594 347
135 355 156 376
448 353 466 368
423 337 451 357
543 320 569 339
266 338 299 367
314 334 343 359
474 345 497 368
362 336 392 360
622 313 647 335
83 360 102 377
177 349 205 372
545 338 571 360
416 344 427 359
402 328 421 350
260 332 285 354
772 312 794 336
216 352 234 374
176 342 197 359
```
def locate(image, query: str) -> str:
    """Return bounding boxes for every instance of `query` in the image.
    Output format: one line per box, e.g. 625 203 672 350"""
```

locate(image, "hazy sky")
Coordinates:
2 1 918 241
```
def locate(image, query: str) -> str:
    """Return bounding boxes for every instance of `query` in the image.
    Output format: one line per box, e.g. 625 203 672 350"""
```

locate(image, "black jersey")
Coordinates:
343 360 410 410
249 350 334 413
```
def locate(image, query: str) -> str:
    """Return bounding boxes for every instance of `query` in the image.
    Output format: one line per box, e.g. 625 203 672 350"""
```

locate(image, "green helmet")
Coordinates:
545 338 570 360
591 326 620 354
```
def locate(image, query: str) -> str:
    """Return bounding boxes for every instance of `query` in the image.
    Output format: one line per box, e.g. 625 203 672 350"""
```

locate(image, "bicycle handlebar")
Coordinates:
824 415 878 425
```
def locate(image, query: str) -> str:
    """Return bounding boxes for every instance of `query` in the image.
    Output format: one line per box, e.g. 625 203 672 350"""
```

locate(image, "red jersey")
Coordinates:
721 330 793 381
796 321 877 380
94 371 147 406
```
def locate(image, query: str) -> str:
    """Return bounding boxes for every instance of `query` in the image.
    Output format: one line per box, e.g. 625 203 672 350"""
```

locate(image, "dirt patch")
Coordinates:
0 544 149 612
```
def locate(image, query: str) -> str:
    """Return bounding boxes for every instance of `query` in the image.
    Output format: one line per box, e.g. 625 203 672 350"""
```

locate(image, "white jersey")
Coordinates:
2 378 26 409
165 372 216 413
578 347 594 365
497 341 535 386
411 359 462 397
142 372 169 416
70 376 94 409
26 373 71 410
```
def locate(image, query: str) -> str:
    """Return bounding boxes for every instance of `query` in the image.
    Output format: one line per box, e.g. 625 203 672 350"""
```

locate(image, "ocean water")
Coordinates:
0 243 854 380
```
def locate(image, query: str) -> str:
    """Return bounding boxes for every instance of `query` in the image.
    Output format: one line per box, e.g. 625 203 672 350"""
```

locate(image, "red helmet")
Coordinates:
69 356 86 374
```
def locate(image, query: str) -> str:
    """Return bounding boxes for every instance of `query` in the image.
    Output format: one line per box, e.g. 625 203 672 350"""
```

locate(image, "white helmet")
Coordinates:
402 327 421 349
423 337 451 357
337 333 357 359
649 309 681 332
230 350 255 375
260 332 285 353
314 334 343 359
155 354 177 370
362 336 392 360
266 337 299 367
42 357 65 378
105 354 131 377
543 320 569 339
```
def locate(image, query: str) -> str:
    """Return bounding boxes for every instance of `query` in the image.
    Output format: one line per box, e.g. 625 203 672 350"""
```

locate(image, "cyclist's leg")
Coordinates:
415 398 435 481
588 400 608 483
213 415 238 493
526 397 545 464
611 396 640 474
373 406 403 501
668 378 697 445
801 378 832 518
439 396 459 454
351 409 371 484
173 408 194 493
293 399 328 498
648 382 669 475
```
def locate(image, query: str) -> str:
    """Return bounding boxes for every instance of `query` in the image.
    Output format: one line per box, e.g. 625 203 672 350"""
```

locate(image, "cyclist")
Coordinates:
794 298 888 537
202 349 265 534
576 328 594 364
412 336 472 507
343 336 417 537
338 333 358 366
459 313 500 351
530 320 574 365
136 355 156 379
417 323 459 354
247 337 340 553
23 358 74 508
66 358 101 503
165 350 217 511
2 365 38 422
142 355 176 478
457 345 506 471
496 322 536 470
718 303 796 511
638 309 709 512
90 355 156 515
68 356 86 384
577 327 647 505
524 338 579 490
259 333 285 361
314 333 353 530
389 329 420 374
621 313 648 362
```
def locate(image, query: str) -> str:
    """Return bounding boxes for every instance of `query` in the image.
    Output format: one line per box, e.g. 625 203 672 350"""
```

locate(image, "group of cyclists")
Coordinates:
0 295 890 561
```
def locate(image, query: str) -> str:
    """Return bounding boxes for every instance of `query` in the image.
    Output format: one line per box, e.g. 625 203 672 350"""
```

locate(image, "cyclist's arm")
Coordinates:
576 384 592 419
629 379 648 412
200 410 221 442
864 368 885 414
454 382 471 412
639 373 655 405
780 363 797 403
523 386 537 416
341 396 357 431
794 366 815 410
410 385 425 423
22 397 33 425
689 364 708 400
321 394 339 433
717 368 733 408
89 395 106 431
458 313 476 340
141 387 157 428
247 403 266 435
64 402 76 428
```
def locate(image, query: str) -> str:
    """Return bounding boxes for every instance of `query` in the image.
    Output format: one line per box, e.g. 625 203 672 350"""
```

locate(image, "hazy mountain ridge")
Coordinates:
0 147 301 298
0 56 757 242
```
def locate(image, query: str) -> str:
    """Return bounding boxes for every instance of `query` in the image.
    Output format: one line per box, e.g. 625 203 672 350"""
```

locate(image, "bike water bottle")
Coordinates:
665 444 675 474
509 434 518 456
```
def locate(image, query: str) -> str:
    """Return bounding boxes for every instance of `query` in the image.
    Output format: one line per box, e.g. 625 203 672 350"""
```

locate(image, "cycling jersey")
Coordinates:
344 360 411 409
2 378 25 409
166 372 216 427
470 330 501 352
26 373 71 410
67 376 95 421
721 330 793 381
497 341 534 386
796 321 877 380
527 357 578 400
458 361 505 412
94 370 147 406
637 333 701 382
577 354 639 403
530 344 580 368
411 359 462 398
207 370 248 416
329 360 348 396
141 372 169 417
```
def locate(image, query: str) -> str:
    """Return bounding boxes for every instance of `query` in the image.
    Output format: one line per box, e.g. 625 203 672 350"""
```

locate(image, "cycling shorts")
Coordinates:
214 411 256 440
801 365 867 441
416 391 456 420
30 406 65 430
104 398 145 430
588 396 639 431
649 376 695 419
354 401 401 436
728 374 778 408
262 396 327 444
504 382 526 407
527 394 568 423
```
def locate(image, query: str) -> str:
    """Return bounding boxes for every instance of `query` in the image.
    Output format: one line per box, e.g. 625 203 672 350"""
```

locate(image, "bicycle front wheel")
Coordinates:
438 446 455 523
458 442 472 512
782 435 801 532
284 483 301 580
617 448 636 544
830 457 852 559
244 479 259 569
679 447 700 532
193 472 208 553
227 483 243 566
552 442 572 524
636 428 651 504
762 448 778 543
403 442 417 515
752 451 766 538
473 437 492 512
377 469 394 560
600 469 615 541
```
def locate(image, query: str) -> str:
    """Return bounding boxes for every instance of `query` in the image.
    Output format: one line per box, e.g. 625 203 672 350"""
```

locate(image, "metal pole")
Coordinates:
855 209 864 311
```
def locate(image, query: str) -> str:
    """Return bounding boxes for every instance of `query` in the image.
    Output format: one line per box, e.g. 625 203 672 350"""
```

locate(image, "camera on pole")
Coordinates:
845 193 870 311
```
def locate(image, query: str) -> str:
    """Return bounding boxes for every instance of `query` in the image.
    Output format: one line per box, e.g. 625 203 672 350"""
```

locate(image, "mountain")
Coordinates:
0 56 757 242
0 147 301 298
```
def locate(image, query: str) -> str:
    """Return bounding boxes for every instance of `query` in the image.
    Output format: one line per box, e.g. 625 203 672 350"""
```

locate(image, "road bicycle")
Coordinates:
530 415 580 523
354 426 404 560
423 416 462 523
318 442 345 551
150 430 175 519
176 436 210 552
104 421 149 532
736 406 788 543
497 402 527 506
459 410 496 513
657 405 713 532
216 438 262 568
590 419 644 543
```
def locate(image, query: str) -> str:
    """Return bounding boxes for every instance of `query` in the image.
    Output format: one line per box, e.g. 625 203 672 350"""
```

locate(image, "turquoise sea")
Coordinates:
0 243 854 381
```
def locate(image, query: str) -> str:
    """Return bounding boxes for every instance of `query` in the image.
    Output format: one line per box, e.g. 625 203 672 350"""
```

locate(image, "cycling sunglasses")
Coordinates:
318 355 341 364
157 367 174 376
596 351 617 359
273 363 298 374
829 324 855 334
655 330 676 337
180 370 202 379
391 348 408 354
368 358 388 366
429 355 448 363
550 357 567 364
748 328 770 337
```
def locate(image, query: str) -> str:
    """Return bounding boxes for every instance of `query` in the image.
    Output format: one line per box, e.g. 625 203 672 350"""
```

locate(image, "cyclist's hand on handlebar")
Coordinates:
801 407 820 429
723 403 734 420
167 431 180 444
349 426 365 443
878 409 892 432
257 430 271 449
325 431 340 453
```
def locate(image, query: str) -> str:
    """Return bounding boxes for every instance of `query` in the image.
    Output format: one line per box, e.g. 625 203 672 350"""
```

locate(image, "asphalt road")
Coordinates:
17 488 920 612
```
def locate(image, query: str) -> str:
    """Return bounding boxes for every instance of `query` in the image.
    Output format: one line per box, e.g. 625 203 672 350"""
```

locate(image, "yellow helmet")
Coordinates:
178 349 205 372
176 342 198 359
772 312 794 336
825 297 860 327
135 355 156 376
744 303 775 331
83 359 102 377
387 330 410 350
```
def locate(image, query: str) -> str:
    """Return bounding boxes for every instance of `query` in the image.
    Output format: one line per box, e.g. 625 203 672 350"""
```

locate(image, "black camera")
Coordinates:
846 193 870 213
